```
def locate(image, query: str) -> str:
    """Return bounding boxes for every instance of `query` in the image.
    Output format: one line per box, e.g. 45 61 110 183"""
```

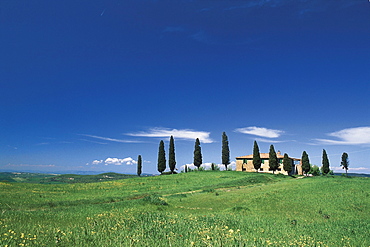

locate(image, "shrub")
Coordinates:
143 194 168 205
309 165 321 176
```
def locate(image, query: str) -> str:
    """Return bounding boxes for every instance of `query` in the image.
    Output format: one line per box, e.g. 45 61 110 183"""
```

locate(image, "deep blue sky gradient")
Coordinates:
1 0 370 174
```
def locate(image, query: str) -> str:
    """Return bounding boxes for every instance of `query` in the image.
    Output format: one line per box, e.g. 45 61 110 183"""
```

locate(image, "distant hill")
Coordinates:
334 173 370 178
0 172 142 183
40 172 137 184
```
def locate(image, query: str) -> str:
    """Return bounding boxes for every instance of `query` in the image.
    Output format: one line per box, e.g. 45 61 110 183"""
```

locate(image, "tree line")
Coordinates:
137 134 350 176
136 132 230 176
252 140 350 176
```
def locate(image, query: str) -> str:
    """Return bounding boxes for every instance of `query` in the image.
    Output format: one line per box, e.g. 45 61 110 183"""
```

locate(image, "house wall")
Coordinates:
236 158 303 175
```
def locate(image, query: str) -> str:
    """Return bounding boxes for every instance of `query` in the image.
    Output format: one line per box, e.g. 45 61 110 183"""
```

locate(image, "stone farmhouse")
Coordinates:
236 151 303 175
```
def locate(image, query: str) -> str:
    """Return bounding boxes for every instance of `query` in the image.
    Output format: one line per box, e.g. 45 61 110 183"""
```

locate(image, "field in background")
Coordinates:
1 171 369 246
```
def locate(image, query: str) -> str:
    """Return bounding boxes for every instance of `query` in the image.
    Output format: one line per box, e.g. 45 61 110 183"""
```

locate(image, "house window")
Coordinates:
260 168 263 171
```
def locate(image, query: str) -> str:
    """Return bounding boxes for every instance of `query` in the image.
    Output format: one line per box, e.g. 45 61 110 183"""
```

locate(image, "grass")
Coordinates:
0 171 369 246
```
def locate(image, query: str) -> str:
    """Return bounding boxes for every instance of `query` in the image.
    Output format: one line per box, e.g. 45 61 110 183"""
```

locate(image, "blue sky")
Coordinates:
1 0 370 174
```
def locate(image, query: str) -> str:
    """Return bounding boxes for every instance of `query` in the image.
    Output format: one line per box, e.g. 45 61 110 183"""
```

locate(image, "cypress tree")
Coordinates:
169 136 176 174
184 165 188 173
268 144 278 174
253 140 262 172
193 138 202 170
283 153 292 175
341 152 349 176
222 132 230 170
157 140 166 174
137 155 142 176
301 151 310 176
321 149 330 175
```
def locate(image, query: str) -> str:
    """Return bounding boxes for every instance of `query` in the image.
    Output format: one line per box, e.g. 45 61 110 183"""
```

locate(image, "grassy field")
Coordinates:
0 171 369 246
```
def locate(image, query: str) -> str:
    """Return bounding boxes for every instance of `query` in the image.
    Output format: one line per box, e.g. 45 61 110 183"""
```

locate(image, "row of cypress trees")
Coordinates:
252 140 349 176
138 136 350 176
154 132 230 175
156 136 177 174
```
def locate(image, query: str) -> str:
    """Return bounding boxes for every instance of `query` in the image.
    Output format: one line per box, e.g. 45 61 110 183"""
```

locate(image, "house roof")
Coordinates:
236 152 301 161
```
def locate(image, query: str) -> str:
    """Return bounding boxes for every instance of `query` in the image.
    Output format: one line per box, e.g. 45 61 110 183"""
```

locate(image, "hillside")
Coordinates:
0 172 136 184
0 171 369 246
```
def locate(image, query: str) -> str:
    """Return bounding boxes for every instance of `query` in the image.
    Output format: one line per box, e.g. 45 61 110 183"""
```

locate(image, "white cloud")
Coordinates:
92 160 103 165
235 126 284 138
126 127 213 143
89 157 137 166
315 127 370 145
255 138 284 143
79 134 141 143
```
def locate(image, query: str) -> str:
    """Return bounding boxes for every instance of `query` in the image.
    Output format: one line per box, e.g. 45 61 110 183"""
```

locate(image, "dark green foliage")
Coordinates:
309 165 321 176
211 163 220 171
283 153 292 175
301 151 311 176
193 138 202 169
321 149 330 175
143 194 168 205
169 136 176 174
137 155 142 176
161 171 178 175
268 145 278 174
184 165 188 173
253 140 262 172
157 140 166 174
341 152 349 175
222 132 230 170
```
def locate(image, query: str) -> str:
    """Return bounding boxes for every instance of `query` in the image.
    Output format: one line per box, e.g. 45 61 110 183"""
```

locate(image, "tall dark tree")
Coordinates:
137 155 142 176
268 145 278 174
283 153 292 175
341 152 349 176
193 138 202 170
301 151 311 176
253 140 262 172
169 136 176 174
157 140 166 174
321 149 330 175
222 132 230 170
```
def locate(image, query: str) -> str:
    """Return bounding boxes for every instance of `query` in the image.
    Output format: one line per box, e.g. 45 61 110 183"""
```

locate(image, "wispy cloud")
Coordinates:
315 127 370 145
79 134 141 143
255 138 284 143
235 126 284 138
79 139 108 145
88 157 137 166
126 127 213 143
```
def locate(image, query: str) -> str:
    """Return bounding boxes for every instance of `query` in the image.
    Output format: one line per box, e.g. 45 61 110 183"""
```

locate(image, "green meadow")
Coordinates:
0 171 369 246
